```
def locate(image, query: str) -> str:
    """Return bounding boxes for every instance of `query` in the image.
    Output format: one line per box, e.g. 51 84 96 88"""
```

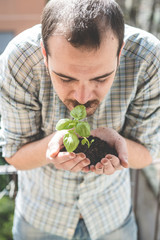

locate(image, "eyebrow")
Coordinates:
52 70 115 81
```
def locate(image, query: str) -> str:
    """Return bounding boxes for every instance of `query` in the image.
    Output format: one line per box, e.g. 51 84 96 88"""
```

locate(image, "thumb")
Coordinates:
47 131 66 158
46 142 61 159
49 143 61 158
115 136 129 168
119 155 129 168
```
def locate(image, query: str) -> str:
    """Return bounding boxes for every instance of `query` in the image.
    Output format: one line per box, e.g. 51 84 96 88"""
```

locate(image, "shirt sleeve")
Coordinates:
0 40 42 158
121 41 160 161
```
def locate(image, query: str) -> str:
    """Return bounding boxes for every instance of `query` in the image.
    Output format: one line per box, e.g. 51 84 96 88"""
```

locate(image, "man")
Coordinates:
0 0 160 239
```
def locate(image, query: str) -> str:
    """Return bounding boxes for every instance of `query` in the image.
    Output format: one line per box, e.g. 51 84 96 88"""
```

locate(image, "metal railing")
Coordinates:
0 164 17 199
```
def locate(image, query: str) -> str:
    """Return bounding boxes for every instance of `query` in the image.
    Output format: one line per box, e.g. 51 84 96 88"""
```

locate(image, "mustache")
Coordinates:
64 99 100 108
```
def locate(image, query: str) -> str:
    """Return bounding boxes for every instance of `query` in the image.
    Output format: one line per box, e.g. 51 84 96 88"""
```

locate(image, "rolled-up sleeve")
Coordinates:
0 41 42 158
122 43 160 160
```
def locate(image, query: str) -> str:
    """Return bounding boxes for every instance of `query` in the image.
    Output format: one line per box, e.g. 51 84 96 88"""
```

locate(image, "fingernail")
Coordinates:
122 158 129 167
121 157 128 163
85 159 90 164
102 159 108 165
50 152 58 158
90 165 94 170
79 153 86 159
106 155 112 160
70 153 76 158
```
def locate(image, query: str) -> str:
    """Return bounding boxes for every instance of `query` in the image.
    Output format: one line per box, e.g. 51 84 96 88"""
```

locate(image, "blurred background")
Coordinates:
117 0 160 38
0 0 160 239
0 0 159 55
0 0 46 54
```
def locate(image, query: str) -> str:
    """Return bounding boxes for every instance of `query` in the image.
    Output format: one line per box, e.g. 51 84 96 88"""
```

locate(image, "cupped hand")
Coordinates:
89 154 123 175
46 130 90 172
90 127 129 175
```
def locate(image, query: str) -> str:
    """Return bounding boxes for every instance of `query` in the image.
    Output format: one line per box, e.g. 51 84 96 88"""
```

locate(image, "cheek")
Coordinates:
51 79 72 98
95 81 114 99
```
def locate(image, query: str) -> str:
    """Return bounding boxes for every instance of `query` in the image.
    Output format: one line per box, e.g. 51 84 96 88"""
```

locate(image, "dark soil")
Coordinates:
62 136 118 166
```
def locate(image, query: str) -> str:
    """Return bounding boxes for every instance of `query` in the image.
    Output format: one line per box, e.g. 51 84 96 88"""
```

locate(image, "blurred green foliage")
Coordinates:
0 156 9 191
0 197 14 240
0 150 14 239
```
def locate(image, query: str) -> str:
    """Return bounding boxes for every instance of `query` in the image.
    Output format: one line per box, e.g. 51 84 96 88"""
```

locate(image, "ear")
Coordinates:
117 41 125 66
40 40 48 68
118 41 125 59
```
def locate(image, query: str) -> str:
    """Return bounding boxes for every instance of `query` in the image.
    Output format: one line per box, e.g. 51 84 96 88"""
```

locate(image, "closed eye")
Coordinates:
91 78 108 83
60 78 108 83
52 69 115 83
60 78 76 83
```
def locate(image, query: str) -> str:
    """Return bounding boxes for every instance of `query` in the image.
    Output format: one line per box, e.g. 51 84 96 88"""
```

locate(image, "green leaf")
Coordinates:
75 122 90 137
70 105 86 120
81 138 87 145
56 119 75 130
63 132 79 152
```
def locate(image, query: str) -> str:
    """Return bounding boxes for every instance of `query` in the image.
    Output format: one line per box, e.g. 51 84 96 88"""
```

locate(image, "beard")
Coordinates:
63 99 100 116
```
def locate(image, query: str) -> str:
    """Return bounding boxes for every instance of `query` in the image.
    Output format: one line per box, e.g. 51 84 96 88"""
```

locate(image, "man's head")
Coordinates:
41 0 124 116
41 0 124 56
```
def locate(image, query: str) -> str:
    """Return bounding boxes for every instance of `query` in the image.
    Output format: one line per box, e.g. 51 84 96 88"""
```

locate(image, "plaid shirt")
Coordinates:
0 24 160 240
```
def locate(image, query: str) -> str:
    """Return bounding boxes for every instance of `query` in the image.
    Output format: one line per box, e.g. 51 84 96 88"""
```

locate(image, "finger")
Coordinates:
101 158 115 175
94 162 104 174
115 136 128 168
105 154 123 170
48 130 67 157
56 153 87 171
49 144 61 157
63 157 89 172
46 148 55 161
89 163 104 175
81 166 90 173
70 158 90 172
52 152 76 164
89 165 96 172
120 158 129 168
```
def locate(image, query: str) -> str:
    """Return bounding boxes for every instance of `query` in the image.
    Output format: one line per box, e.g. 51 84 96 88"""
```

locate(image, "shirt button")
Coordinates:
78 199 83 205
67 228 75 235
80 182 85 188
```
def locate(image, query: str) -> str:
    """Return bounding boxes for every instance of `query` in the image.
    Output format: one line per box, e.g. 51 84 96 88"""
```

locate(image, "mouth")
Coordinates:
64 99 100 116
85 106 98 116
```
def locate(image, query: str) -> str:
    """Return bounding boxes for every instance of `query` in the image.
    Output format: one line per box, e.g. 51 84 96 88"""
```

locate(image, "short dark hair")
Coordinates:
41 0 124 56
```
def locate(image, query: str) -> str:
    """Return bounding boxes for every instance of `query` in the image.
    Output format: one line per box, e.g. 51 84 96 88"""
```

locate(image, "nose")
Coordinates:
74 84 92 104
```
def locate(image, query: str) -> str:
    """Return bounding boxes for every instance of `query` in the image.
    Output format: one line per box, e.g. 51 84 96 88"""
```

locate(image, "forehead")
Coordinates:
47 30 118 71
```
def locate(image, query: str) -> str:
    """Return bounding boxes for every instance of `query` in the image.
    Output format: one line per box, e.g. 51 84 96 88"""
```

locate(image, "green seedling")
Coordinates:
56 105 94 152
